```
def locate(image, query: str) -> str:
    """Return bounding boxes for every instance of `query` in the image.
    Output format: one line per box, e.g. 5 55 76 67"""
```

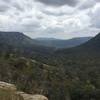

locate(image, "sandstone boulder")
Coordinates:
17 92 48 100
0 81 48 100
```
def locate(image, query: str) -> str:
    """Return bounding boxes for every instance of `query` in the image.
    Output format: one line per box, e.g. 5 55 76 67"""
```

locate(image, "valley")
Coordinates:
0 32 100 100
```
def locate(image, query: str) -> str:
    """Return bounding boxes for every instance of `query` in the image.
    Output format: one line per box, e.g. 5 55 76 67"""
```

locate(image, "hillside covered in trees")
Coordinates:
0 32 100 100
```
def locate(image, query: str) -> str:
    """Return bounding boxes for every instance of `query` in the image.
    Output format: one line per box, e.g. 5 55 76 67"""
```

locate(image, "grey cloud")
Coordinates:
22 22 41 29
89 6 100 28
96 0 100 2
42 10 67 16
12 3 24 11
19 17 42 32
3 0 11 2
36 0 79 7
0 0 99 38
44 27 65 34
78 0 96 10
0 5 9 12
0 1 10 12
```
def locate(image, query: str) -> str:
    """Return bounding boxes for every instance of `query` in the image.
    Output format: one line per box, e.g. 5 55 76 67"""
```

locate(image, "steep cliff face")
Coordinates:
0 81 48 100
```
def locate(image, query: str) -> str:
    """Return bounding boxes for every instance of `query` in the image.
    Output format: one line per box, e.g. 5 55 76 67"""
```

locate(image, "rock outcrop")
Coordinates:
17 92 48 100
0 81 48 100
0 81 16 91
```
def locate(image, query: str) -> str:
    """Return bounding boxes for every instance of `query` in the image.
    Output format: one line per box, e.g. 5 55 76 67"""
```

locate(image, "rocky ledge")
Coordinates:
0 81 48 100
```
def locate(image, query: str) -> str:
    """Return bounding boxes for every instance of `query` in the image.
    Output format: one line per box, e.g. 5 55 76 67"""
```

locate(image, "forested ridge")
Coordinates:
0 31 100 100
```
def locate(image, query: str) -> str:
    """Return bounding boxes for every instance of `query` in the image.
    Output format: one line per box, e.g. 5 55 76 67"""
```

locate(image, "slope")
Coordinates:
0 31 54 57
55 32 100 57
34 37 92 48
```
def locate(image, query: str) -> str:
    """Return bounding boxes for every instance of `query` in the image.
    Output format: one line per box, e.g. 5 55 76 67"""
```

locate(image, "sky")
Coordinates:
0 0 100 39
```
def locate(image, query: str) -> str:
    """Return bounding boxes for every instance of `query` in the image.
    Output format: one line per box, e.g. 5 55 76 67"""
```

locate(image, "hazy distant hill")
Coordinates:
56 33 100 57
35 38 57 41
34 37 92 48
0 31 54 57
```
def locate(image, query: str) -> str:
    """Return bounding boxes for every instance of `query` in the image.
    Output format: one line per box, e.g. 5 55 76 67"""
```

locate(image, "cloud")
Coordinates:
41 6 75 16
89 3 100 28
0 0 100 39
78 0 96 10
36 0 79 7
0 1 10 12
96 0 100 2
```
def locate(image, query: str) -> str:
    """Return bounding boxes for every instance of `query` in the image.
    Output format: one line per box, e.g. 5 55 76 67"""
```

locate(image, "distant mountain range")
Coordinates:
35 37 58 40
34 37 92 48
0 31 92 54
56 32 100 58
1 31 100 59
